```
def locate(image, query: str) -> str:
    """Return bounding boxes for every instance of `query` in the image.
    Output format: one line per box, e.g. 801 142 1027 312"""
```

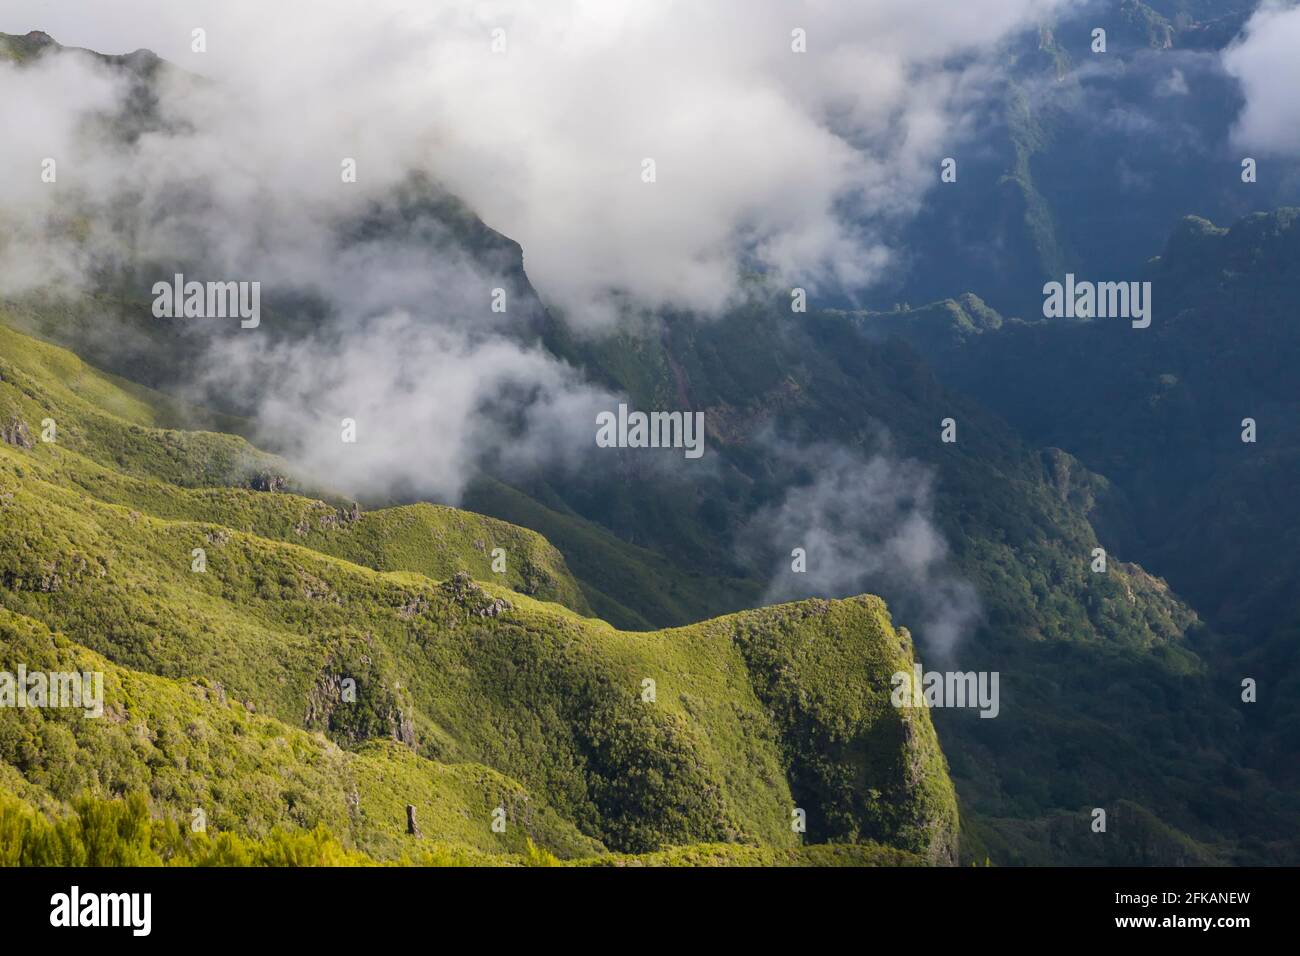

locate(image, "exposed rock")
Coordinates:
390 709 416 747
398 595 429 619
247 471 288 493
1 417 33 449
440 571 512 618
298 569 340 603
305 671 345 728
315 502 361 532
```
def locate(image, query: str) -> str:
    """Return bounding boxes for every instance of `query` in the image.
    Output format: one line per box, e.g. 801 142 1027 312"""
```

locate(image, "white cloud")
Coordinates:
196 312 617 503
1156 67 1189 97
0 0 1067 544
1223 2 1300 156
1 0 1071 322
739 441 981 658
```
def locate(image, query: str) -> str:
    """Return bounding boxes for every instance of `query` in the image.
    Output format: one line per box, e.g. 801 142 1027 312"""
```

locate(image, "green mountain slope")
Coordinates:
0 605 599 861
883 209 1300 817
0 323 957 864
535 296 1281 863
0 323 590 614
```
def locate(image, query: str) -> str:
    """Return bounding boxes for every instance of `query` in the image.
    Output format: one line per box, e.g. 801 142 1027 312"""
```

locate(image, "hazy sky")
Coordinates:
1 0 1078 320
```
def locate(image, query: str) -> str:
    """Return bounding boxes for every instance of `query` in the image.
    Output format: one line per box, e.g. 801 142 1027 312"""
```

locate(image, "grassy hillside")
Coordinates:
0 322 957 865
0 784 922 868
0 322 590 613
0 606 598 861
463 477 759 629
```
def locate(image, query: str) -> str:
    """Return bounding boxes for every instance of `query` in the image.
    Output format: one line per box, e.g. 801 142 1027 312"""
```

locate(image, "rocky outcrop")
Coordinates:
441 571 512 618
1 417 33 449
247 472 289 493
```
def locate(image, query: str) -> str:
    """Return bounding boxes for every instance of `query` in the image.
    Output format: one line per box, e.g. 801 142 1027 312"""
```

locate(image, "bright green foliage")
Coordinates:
0 322 957 866
532 281 1274 864
586 842 925 867
0 324 589 614
0 787 927 868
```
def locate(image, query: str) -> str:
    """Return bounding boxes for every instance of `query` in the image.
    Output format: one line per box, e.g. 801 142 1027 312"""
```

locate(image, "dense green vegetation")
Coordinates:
0 322 956 865
0 787 920 868
534 290 1289 863
0 604 602 861
879 210 1300 838
0 324 590 612
463 477 759 629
